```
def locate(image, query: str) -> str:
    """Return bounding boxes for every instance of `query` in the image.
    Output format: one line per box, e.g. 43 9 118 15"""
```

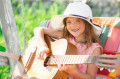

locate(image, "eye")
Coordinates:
76 20 80 22
66 21 71 24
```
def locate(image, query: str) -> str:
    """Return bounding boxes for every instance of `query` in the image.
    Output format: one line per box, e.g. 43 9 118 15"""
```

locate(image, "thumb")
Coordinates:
44 48 50 54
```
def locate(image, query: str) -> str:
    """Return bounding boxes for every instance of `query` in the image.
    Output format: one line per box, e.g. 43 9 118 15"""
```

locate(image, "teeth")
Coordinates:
71 29 79 32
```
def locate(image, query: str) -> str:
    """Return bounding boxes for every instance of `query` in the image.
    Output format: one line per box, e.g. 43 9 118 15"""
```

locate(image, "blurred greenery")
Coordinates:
0 1 66 51
0 45 6 52
0 1 66 79
0 66 11 79
15 1 66 50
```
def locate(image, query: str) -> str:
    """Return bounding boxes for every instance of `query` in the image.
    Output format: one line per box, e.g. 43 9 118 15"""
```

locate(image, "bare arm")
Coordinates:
33 27 64 59
73 47 102 79
60 47 102 79
85 47 102 79
34 27 63 39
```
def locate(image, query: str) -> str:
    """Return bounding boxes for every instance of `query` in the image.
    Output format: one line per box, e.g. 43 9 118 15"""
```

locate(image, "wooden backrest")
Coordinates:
39 17 120 78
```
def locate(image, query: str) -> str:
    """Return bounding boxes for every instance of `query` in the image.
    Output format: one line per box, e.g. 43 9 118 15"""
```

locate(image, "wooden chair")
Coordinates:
39 17 120 79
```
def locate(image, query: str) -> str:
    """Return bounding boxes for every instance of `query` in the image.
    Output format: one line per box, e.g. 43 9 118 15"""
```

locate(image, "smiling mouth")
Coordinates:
71 29 79 32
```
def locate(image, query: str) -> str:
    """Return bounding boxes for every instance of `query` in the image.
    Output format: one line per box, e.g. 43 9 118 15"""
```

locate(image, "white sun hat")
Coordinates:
50 2 102 35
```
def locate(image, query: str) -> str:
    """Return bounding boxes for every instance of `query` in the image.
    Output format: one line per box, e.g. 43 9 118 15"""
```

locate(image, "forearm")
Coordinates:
71 70 95 79
34 27 47 46
34 27 63 39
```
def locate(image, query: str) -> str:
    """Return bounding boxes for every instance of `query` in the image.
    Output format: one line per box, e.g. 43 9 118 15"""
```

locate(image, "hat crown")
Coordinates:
64 2 92 19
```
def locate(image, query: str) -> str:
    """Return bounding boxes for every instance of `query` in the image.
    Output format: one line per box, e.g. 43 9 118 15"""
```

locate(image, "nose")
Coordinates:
70 22 77 28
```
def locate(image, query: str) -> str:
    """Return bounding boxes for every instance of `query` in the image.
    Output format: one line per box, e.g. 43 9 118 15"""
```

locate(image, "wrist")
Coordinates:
68 68 79 77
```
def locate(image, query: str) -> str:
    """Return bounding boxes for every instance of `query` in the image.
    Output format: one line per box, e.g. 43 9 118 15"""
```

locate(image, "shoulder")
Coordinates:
90 43 103 55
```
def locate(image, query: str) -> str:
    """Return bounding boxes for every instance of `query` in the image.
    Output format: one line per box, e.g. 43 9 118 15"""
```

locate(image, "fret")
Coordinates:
80 55 83 63
74 55 77 64
67 55 70 64
76 56 79 63
83 55 86 63
65 55 68 64
80 55 84 63
84 55 90 63
60 55 63 64
56 55 59 64
76 55 79 64
70 55 72 64
88 56 95 63
70 55 73 64
56 55 58 64
62 55 65 64
84 55 86 63
53 55 56 64
75 55 78 64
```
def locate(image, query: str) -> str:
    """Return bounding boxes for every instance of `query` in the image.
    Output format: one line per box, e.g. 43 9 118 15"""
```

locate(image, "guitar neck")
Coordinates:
44 55 96 66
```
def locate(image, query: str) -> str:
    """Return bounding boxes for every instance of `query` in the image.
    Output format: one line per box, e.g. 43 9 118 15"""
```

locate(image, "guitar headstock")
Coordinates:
95 54 120 72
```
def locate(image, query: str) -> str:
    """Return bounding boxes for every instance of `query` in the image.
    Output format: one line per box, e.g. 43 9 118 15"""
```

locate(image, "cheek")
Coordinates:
79 24 85 32
82 26 85 32
66 26 70 31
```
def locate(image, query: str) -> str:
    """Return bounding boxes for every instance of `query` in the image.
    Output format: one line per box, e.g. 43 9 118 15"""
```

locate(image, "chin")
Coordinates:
71 34 80 37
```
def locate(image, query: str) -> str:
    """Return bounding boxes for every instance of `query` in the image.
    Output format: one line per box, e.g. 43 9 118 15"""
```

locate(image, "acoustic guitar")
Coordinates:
0 35 120 79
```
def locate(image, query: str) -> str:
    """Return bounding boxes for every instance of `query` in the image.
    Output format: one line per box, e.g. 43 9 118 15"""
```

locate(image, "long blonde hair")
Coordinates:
63 17 100 47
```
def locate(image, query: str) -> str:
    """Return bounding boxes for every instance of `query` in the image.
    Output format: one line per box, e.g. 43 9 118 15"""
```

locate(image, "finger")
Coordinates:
36 49 41 58
36 47 49 60
63 64 67 70
45 48 49 54
36 49 44 60
58 64 62 68
40 48 49 60
37 47 45 57
37 51 47 61
58 64 63 71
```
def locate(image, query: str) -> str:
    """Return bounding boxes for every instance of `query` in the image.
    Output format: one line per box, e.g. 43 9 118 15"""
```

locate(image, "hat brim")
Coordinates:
51 15 102 35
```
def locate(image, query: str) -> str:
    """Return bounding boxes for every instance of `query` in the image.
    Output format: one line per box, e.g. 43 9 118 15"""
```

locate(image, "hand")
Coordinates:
36 46 49 61
28 36 49 61
58 64 77 75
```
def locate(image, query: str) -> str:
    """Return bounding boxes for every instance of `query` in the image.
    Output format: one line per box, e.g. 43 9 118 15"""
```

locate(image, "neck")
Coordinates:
74 35 86 44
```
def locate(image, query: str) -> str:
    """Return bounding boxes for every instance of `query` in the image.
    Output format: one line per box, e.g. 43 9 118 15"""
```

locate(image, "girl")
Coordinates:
34 2 103 79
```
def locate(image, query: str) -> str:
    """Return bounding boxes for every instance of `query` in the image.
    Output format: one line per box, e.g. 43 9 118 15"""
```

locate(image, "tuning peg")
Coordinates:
107 68 112 72
108 69 111 72
107 68 115 72
110 69 115 72
100 67 104 71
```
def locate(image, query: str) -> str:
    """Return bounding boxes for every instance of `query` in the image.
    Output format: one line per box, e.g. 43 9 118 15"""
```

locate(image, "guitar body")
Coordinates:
13 35 77 79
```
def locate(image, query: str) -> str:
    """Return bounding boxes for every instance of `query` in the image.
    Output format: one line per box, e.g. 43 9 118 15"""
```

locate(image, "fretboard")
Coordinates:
44 55 96 66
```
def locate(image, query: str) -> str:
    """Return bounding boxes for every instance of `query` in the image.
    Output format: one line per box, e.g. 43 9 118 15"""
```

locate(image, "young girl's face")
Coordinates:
66 17 85 37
